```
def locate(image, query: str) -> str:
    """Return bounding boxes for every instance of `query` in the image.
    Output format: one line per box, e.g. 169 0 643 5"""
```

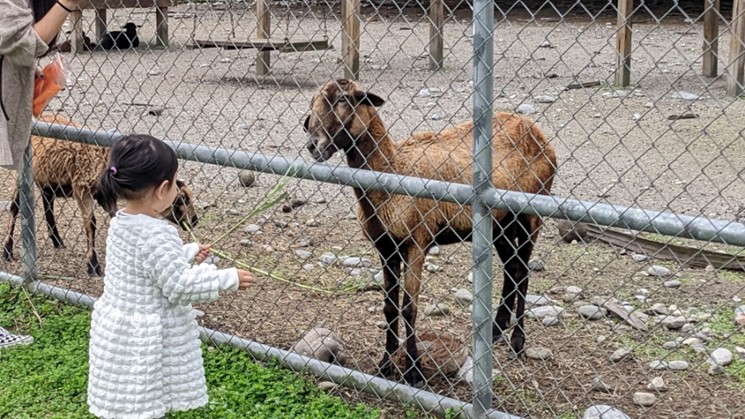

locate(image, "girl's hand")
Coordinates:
194 244 210 263
236 269 254 290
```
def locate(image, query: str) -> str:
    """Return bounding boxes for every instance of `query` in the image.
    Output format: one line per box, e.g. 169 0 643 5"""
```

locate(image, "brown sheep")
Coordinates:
3 114 199 276
303 79 557 387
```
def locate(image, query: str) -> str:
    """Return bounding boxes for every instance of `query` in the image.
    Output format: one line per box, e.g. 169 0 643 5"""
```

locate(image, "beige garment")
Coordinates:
0 0 49 169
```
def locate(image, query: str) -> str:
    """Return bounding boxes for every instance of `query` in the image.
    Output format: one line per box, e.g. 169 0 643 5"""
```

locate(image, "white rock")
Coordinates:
633 392 657 407
542 316 560 326
610 347 632 362
454 289 473 307
342 257 371 268
647 376 667 391
581 405 631 419
526 294 550 307
632 254 649 262
244 224 261 234
318 253 337 265
579 305 608 320
648 265 671 277
525 346 553 360
516 103 536 115
708 348 733 366
566 286 583 294
294 250 312 260
673 91 701 101
527 305 565 319
534 95 556 103
668 360 690 370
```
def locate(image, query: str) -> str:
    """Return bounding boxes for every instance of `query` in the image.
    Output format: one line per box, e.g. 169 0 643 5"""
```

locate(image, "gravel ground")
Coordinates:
1 4 745 418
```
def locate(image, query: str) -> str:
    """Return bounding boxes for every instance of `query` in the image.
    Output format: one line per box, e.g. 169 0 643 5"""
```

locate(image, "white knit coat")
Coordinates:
87 211 239 419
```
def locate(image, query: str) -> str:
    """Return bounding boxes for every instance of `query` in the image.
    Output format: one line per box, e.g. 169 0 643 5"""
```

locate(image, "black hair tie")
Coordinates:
56 0 73 13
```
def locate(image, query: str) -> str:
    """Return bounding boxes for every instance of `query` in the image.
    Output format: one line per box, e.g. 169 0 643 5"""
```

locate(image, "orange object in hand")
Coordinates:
33 55 67 117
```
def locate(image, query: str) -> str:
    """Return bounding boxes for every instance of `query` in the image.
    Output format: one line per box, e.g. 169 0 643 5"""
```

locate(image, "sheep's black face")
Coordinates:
304 79 385 162
160 180 199 230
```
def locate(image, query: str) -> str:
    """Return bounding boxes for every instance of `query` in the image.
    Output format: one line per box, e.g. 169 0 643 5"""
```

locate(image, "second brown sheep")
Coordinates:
304 79 557 387
3 114 199 276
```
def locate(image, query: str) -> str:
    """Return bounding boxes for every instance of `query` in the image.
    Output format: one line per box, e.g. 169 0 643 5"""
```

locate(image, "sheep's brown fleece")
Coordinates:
2 113 199 277
304 79 557 387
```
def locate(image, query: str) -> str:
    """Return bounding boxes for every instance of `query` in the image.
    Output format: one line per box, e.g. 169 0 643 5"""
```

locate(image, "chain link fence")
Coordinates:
2 0 745 417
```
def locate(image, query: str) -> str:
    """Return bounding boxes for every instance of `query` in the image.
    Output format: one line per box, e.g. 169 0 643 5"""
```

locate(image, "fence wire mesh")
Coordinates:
2 0 745 418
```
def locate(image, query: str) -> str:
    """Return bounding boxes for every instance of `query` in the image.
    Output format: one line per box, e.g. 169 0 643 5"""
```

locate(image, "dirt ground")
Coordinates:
1 3 745 418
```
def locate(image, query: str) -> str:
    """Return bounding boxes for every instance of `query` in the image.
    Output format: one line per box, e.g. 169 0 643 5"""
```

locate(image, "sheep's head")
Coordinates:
160 180 199 230
303 79 385 162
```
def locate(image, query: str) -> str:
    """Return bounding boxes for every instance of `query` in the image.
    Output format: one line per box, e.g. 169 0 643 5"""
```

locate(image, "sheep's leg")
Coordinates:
507 215 541 359
2 189 20 261
375 238 402 379
75 189 101 277
41 187 64 248
492 214 519 345
401 243 425 388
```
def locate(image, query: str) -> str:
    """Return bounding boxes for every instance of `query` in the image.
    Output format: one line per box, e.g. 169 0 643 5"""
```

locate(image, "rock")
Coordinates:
516 103 536 115
647 376 667 392
294 250 313 260
302 263 314 271
566 285 583 294
273 220 288 228
525 346 553 360
244 224 261 234
430 113 444 121
590 377 613 393
423 303 451 317
579 305 608 320
662 316 687 330
428 246 441 255
633 392 657 407
581 405 631 419
318 381 337 391
194 309 205 318
632 254 649 262
648 265 671 277
527 305 565 319
296 238 313 247
526 294 550 307
610 347 632 362
735 346 745 357
238 170 256 187
318 253 337 266
227 208 241 216
648 303 668 315
662 341 680 350
291 327 348 365
528 259 544 271
645 101 654 108
632 113 641 121
668 360 689 370
683 337 701 346
663 280 682 288
534 95 556 103
375 321 387 330
691 343 708 353
650 360 668 370
341 257 371 268
417 87 431 97
708 364 725 375
672 91 701 101
542 316 560 326
239 239 253 247
305 218 320 227
425 262 442 272
454 289 473 307
708 348 733 366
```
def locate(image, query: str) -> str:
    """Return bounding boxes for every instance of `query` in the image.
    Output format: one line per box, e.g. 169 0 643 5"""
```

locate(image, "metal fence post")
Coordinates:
18 142 38 289
471 0 495 415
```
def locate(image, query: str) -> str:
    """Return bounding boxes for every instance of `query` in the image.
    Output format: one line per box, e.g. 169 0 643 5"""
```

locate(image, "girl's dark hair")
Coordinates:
31 0 59 50
94 134 179 214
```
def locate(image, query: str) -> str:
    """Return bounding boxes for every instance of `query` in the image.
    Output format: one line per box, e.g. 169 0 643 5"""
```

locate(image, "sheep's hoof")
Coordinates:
507 336 525 360
403 363 425 388
377 355 396 379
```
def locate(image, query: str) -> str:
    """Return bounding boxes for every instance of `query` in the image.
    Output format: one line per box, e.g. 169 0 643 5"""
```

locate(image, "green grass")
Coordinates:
0 284 380 419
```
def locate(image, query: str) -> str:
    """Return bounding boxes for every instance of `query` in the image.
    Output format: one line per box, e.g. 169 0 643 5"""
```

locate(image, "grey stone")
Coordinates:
633 392 657 407
294 250 313 260
454 289 473 307
691 343 708 353
648 265 671 277
662 341 680 350
632 253 649 262
648 303 668 315
302 263 315 271
542 316 560 326
610 347 632 362
579 305 608 320
673 91 701 101
647 377 667 392
244 224 261 234
375 321 388 330
525 346 552 360
273 220 288 228
534 95 556 103
590 377 613 393
516 103 536 115
663 280 682 288
318 253 337 266
662 316 687 330
581 405 631 419
239 239 253 247
527 305 565 319
430 113 444 121
528 259 545 271
526 294 550 307
425 262 442 272
238 170 256 187
650 360 668 370
341 257 372 268
708 364 725 375
423 303 451 317
668 360 690 370
296 238 313 247
305 219 320 227
708 348 733 366
566 286 583 294
227 208 241 216
428 246 441 255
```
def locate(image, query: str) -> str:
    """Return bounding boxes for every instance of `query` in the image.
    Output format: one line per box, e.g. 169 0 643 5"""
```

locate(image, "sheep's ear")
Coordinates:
303 116 310 132
351 91 385 107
